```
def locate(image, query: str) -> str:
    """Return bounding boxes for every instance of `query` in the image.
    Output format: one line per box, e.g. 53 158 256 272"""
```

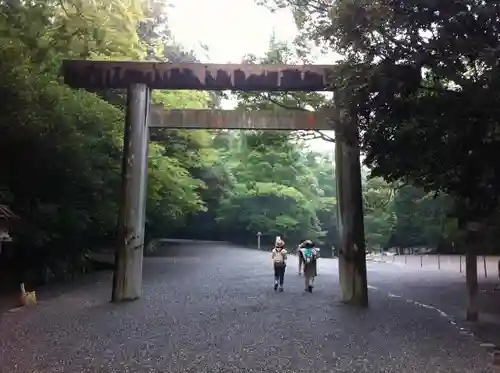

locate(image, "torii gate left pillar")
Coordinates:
111 84 151 301
60 60 368 306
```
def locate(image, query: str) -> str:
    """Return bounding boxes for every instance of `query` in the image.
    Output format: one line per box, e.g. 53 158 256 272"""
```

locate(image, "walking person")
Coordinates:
271 236 288 292
297 240 306 276
298 240 319 292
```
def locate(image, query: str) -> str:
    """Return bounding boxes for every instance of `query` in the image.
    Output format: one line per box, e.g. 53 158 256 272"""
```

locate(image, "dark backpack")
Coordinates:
302 248 314 264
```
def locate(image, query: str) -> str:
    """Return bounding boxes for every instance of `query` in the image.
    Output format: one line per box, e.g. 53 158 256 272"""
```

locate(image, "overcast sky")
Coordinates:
168 0 302 62
167 0 335 153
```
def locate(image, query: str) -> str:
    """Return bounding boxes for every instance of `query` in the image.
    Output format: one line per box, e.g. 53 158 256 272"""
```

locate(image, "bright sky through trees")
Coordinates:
168 0 335 152
167 0 297 63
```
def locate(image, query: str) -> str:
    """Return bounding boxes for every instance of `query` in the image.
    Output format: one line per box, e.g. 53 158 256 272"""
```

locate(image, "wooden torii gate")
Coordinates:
61 60 368 307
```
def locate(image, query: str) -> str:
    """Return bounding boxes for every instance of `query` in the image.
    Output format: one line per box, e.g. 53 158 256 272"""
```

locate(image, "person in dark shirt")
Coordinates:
298 240 319 292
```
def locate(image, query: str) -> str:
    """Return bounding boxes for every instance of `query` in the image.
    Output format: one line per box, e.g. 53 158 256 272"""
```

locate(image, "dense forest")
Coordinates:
1 0 500 292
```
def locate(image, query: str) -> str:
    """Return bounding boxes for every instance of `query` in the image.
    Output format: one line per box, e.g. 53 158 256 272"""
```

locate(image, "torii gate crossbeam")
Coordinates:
61 60 367 308
148 106 333 130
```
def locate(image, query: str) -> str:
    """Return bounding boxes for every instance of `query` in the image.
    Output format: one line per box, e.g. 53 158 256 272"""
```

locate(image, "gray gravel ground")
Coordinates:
365 257 500 348
0 243 496 373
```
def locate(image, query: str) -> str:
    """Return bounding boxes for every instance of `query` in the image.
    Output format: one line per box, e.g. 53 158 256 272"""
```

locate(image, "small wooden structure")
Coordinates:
0 204 17 254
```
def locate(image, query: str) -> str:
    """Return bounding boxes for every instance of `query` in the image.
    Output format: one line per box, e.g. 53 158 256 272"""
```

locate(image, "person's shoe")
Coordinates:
274 282 278 291
279 286 284 292
308 285 313 293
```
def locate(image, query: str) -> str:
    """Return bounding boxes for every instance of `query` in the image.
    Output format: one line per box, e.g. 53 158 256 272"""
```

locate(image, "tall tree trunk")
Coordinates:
461 216 479 321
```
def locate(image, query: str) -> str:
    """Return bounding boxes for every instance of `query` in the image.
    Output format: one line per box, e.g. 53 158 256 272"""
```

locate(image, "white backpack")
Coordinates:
273 249 286 265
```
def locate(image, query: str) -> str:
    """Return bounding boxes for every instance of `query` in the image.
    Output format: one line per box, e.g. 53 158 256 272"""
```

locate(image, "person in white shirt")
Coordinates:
271 236 287 292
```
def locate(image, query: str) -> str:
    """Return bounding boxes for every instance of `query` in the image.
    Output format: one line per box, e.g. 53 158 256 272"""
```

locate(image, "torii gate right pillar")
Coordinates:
334 100 369 307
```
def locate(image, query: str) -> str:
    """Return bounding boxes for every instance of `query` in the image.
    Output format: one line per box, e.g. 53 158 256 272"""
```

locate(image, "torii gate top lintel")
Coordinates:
61 60 335 92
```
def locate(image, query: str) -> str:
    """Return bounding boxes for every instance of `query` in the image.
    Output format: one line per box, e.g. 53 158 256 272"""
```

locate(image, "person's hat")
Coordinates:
303 240 314 248
275 236 285 247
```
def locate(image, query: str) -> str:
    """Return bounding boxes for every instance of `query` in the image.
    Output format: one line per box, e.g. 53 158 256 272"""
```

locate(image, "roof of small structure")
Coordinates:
0 205 18 220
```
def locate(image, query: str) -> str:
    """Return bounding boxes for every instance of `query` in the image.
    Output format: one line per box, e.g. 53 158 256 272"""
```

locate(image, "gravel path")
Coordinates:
0 243 495 373
365 257 500 348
